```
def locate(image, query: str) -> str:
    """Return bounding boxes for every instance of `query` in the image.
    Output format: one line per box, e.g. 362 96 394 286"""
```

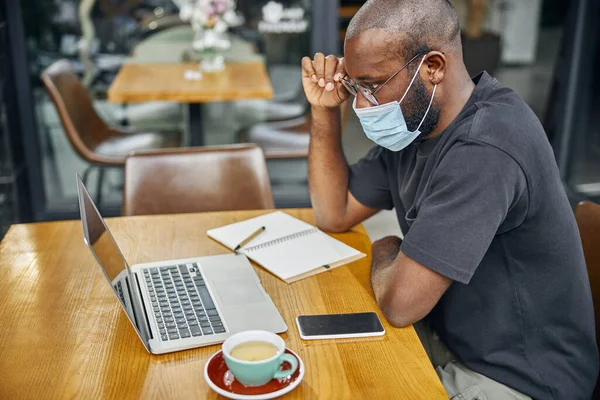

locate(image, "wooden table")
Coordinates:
107 61 274 146
0 210 446 399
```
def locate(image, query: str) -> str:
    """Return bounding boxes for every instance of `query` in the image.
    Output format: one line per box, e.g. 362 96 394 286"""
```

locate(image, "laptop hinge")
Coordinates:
134 272 154 340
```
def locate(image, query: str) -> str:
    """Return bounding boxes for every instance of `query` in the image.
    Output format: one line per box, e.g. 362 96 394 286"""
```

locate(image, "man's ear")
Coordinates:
423 51 446 85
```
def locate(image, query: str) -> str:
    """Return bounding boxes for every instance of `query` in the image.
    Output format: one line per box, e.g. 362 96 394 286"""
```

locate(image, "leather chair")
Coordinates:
574 201 600 399
41 59 181 206
122 144 274 216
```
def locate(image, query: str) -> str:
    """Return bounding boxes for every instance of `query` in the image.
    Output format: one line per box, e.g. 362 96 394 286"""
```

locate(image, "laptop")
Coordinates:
76 175 287 354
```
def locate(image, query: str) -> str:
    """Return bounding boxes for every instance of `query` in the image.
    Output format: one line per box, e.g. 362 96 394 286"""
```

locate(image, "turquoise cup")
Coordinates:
222 330 298 387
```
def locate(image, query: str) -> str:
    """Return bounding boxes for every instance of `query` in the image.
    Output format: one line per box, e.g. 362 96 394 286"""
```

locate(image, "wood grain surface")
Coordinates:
107 62 273 103
0 209 446 399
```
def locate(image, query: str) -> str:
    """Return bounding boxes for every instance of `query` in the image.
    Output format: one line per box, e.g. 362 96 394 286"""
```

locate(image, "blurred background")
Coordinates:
0 0 598 239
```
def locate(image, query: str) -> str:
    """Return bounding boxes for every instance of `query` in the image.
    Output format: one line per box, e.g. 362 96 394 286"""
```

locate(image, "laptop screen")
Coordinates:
77 176 151 349
78 180 128 284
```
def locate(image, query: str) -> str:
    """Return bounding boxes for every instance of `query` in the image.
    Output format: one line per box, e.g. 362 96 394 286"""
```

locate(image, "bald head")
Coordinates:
343 0 474 141
346 0 461 61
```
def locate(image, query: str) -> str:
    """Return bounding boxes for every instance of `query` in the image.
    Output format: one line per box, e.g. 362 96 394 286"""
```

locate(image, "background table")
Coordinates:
108 61 273 146
0 209 446 399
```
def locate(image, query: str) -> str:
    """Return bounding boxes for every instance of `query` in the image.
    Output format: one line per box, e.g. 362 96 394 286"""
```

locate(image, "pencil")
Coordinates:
234 226 266 252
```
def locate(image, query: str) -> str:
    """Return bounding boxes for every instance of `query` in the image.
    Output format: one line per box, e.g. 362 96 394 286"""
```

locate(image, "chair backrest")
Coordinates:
123 144 275 216
41 59 111 162
574 201 600 399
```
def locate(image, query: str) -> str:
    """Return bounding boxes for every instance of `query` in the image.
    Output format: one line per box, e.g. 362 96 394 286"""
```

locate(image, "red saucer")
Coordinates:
204 349 303 398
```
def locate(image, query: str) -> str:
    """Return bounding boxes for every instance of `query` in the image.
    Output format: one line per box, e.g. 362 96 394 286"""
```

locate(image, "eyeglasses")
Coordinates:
340 52 427 106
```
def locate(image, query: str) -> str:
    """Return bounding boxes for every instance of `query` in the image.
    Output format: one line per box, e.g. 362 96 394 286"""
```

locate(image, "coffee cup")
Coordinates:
222 330 298 387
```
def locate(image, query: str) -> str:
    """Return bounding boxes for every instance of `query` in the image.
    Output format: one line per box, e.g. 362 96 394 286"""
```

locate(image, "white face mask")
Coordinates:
353 55 437 151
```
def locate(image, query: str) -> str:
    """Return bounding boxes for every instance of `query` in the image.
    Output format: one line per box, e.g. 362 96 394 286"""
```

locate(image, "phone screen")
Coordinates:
297 312 385 337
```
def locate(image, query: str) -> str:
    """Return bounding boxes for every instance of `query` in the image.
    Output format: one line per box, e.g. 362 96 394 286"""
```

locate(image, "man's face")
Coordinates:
344 29 441 139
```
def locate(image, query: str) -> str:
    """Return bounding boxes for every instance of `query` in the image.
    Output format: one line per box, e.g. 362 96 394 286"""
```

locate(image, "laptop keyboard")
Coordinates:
114 281 126 305
143 264 226 341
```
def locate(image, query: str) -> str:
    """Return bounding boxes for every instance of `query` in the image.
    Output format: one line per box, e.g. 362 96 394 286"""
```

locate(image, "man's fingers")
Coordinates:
313 52 326 87
301 53 349 107
303 53 346 94
301 56 316 82
324 55 338 92
334 57 346 82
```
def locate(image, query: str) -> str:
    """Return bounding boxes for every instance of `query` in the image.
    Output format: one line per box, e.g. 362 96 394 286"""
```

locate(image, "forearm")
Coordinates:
370 236 451 328
308 106 350 231
371 236 415 327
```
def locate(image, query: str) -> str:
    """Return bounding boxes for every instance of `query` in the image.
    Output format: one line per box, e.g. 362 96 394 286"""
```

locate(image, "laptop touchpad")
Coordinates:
213 279 266 306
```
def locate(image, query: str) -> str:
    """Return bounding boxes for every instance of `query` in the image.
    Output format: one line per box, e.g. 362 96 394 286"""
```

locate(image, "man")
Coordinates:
302 0 598 399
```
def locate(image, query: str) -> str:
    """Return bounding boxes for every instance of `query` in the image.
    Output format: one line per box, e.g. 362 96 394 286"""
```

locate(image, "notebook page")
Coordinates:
206 211 315 250
242 230 363 281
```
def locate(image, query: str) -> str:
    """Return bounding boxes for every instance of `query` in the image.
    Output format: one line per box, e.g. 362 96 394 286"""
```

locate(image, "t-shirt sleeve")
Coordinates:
348 146 394 210
400 141 528 284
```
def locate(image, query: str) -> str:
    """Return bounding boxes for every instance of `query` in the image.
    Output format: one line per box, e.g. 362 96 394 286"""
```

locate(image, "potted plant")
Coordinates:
174 0 241 71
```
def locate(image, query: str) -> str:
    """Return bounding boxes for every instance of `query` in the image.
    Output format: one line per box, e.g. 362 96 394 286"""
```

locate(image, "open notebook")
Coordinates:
207 211 365 283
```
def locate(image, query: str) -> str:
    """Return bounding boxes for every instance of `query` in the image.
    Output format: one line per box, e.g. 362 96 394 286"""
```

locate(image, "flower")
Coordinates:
223 9 243 26
262 1 283 24
176 0 237 30
213 0 228 14
179 3 193 21
213 19 228 33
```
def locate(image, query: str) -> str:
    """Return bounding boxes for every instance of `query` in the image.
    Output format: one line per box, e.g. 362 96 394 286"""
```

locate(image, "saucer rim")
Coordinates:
203 347 305 400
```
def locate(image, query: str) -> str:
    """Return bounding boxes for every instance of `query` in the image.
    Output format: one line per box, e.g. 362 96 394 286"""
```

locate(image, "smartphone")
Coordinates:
296 312 386 340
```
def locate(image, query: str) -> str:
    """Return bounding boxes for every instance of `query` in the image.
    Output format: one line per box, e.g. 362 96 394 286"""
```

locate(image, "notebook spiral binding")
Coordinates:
243 228 318 252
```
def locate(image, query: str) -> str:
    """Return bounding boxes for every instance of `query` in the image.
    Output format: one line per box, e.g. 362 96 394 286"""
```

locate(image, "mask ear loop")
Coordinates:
415 84 438 132
399 54 427 104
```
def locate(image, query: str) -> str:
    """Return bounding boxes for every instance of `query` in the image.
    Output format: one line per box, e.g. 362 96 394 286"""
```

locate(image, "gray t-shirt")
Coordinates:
348 72 598 399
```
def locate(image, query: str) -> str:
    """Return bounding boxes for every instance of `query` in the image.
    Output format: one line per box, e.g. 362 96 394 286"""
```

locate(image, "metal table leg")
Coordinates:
188 103 204 147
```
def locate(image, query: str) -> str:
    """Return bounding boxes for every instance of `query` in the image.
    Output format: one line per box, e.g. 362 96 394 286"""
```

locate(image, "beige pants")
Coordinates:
414 320 532 400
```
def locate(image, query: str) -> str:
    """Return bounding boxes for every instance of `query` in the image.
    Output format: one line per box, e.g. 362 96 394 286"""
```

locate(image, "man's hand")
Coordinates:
301 53 350 109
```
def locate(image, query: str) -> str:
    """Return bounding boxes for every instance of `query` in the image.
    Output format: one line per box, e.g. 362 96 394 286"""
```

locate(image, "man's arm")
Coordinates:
370 236 452 328
370 142 528 328
308 107 379 232
302 53 379 232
